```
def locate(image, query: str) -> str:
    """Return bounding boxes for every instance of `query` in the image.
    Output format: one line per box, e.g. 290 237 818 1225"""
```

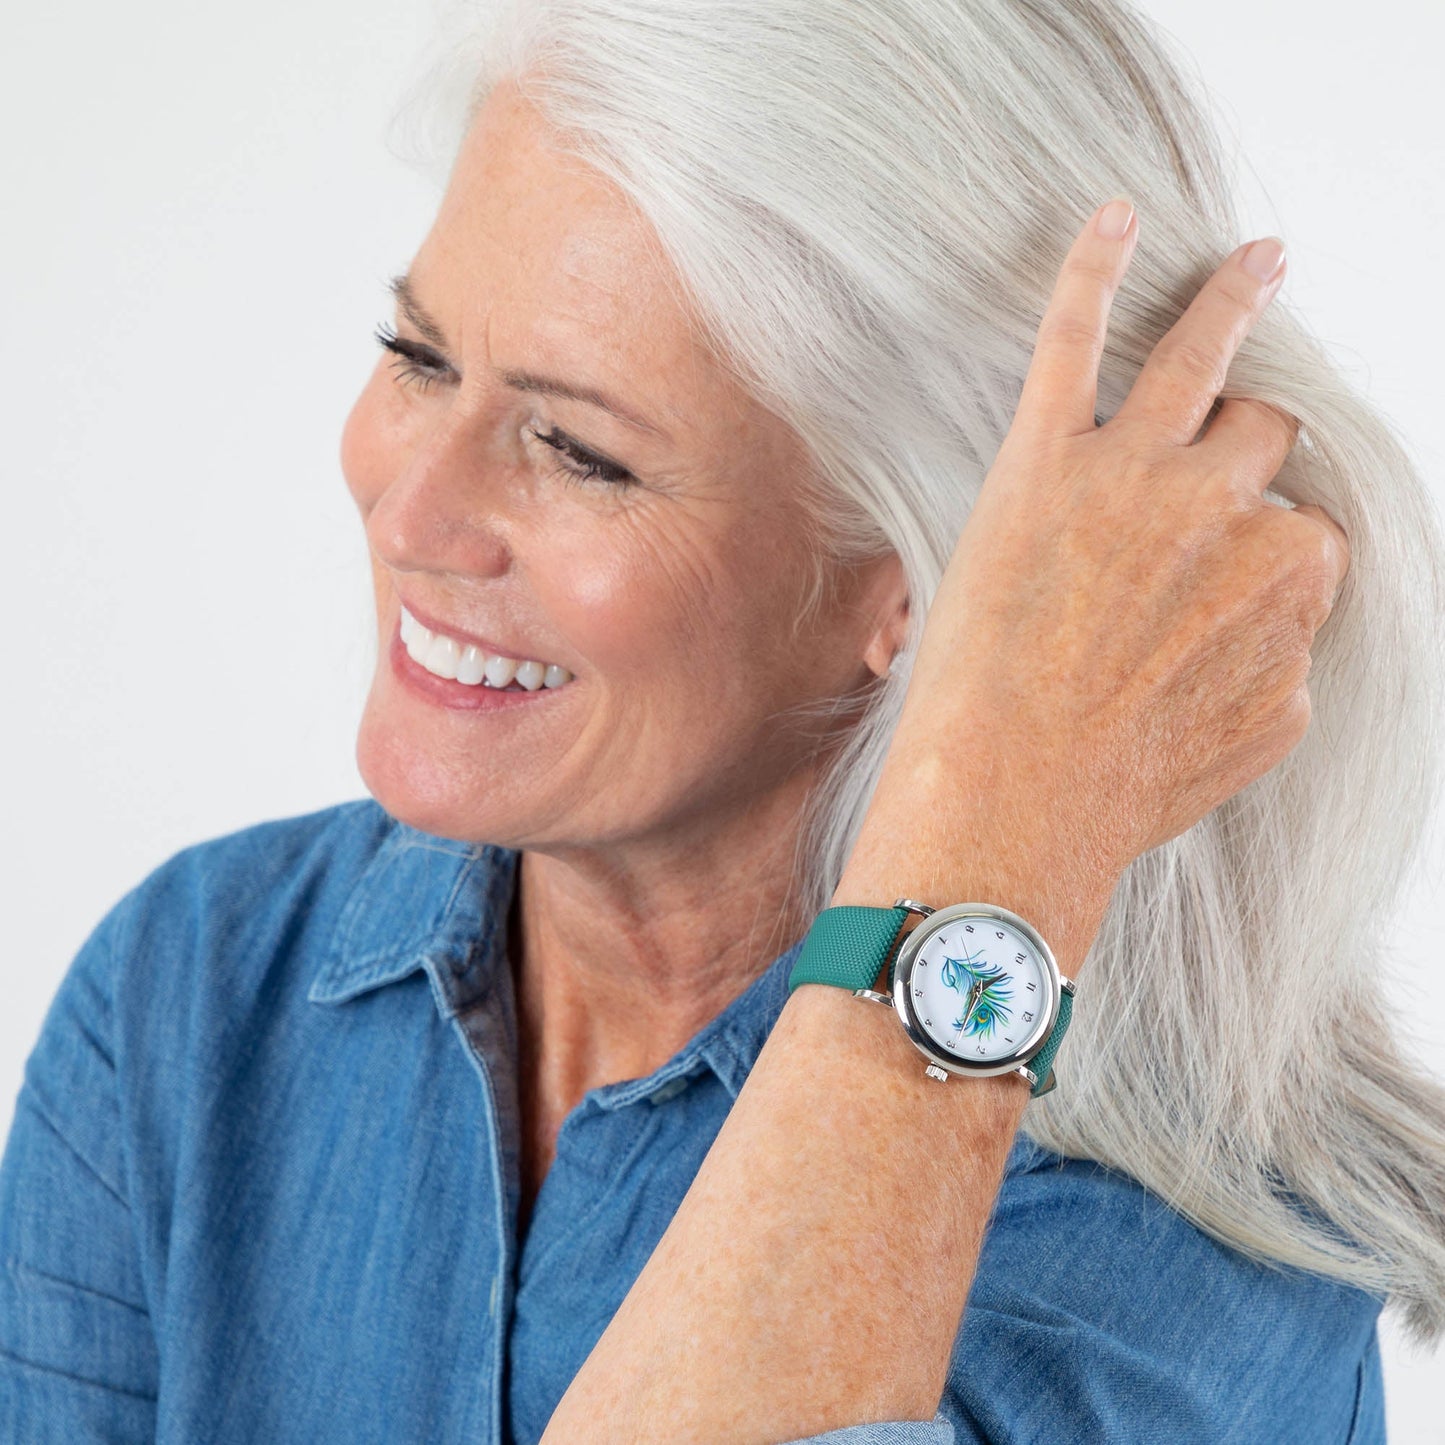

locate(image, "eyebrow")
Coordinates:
387 272 667 438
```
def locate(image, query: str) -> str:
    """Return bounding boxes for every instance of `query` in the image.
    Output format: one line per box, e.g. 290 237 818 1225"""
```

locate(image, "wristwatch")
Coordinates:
787 900 1076 1097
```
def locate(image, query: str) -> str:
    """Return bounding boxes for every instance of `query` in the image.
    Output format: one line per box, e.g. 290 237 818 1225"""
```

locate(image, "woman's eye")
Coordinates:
526 425 637 489
374 321 451 394
372 321 637 489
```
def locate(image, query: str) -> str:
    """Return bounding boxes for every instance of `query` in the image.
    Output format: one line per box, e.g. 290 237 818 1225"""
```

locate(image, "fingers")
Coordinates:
1196 396 1301 495
1290 501 1352 606
1014 196 1140 440
1114 237 1288 444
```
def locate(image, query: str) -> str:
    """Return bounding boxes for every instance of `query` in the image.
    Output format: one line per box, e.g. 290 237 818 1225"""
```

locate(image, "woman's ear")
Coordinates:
860 553 909 680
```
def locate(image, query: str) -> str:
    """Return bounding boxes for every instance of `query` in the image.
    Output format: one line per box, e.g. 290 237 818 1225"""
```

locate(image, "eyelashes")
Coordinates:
371 321 638 489
373 321 447 394
525 423 635 487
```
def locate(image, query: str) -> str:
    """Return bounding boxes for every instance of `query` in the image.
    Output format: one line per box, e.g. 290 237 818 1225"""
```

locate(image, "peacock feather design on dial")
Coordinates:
940 950 1014 1037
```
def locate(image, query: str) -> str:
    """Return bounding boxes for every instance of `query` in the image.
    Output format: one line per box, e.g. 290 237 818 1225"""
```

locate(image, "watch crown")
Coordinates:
924 1064 949 1082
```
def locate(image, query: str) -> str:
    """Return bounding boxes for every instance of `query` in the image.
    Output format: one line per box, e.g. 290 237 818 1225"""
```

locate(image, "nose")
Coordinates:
366 410 512 582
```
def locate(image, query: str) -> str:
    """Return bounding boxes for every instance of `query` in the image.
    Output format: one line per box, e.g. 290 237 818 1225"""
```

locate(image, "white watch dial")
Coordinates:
904 915 1050 1064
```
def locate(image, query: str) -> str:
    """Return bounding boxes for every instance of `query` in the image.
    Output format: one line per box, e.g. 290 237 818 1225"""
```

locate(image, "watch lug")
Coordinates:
1059 973 1077 997
892 898 935 917
851 987 893 1007
1015 1063 1039 1089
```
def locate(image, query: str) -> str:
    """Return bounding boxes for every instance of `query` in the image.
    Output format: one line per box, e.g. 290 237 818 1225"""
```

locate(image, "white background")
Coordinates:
3 0 1442 1436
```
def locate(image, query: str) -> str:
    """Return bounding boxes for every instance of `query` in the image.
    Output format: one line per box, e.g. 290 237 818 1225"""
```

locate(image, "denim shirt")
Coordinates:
0 798 1387 1443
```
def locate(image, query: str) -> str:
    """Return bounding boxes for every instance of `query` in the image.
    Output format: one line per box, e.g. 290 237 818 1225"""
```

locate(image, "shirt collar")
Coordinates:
307 807 808 1101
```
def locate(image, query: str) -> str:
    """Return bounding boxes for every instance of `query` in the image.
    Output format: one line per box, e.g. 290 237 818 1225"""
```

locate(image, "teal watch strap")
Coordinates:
788 904 913 994
1025 987 1071 1096
788 904 1071 1099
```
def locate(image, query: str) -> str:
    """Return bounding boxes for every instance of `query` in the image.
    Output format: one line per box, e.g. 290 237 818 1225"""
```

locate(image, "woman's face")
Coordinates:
343 77 901 848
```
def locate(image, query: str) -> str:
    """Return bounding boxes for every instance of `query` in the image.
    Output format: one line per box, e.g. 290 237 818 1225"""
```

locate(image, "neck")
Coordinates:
508 773 821 1129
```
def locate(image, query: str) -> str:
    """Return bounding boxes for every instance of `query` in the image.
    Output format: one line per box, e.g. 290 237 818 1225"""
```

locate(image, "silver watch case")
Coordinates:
864 899 1073 1087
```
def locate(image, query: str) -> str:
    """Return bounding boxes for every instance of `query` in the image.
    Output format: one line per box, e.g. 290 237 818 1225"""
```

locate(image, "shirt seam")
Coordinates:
1341 1350 1367 1445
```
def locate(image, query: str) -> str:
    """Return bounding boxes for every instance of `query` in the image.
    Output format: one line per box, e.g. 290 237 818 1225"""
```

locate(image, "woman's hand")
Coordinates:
850 200 1350 935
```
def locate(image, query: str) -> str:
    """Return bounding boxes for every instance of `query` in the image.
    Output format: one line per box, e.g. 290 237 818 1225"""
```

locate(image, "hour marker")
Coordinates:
1022 1011 1034 1022
995 930 1004 939
1026 982 1036 992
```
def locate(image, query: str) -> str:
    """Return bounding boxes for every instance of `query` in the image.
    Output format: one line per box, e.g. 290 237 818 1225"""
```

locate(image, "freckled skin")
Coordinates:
339 78 909 1210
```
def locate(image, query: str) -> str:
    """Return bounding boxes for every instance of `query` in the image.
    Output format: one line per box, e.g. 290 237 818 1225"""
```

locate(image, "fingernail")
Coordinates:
1096 197 1135 240
1242 237 1286 282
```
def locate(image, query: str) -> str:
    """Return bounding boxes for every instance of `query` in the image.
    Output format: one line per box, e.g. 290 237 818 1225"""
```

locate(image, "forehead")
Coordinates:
412 80 724 432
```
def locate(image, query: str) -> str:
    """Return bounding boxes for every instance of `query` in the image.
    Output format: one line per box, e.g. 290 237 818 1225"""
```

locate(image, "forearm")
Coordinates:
541 745 1121 1445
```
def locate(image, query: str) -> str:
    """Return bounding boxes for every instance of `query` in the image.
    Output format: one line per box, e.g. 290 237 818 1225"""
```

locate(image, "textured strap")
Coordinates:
787 904 912 994
1025 988 1072 1098
789 904 1073 1099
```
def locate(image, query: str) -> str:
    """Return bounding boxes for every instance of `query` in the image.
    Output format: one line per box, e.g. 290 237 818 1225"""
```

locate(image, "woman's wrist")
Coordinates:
828 742 1126 983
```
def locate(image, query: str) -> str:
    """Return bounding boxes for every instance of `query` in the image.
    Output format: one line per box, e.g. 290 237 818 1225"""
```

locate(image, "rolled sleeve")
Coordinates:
0 896 159 1442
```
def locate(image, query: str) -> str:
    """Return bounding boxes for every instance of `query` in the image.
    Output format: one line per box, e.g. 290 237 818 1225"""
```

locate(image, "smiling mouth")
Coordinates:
399 605 575 691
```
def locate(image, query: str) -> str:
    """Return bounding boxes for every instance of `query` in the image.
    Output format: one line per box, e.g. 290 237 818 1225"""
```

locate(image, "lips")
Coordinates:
394 593 562 671
389 626 571 710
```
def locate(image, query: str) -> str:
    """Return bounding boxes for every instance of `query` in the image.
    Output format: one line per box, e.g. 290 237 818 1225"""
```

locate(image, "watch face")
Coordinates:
899 911 1054 1068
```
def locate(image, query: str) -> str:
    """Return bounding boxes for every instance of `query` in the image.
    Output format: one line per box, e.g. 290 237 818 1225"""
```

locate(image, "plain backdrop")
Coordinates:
3 0 1442 1437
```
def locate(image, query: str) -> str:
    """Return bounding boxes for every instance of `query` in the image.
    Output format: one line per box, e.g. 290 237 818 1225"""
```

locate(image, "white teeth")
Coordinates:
423 634 461 680
483 653 519 688
397 604 573 691
455 645 486 686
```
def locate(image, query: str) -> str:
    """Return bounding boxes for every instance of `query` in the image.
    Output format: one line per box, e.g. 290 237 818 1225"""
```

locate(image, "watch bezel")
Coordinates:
890 902 1061 1080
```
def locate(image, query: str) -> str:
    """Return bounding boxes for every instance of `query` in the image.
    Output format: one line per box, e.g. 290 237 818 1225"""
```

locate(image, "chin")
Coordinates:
353 714 498 846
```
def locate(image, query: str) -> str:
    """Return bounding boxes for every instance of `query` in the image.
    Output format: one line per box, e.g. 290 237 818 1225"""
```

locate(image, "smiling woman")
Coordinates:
3 0 1445 1442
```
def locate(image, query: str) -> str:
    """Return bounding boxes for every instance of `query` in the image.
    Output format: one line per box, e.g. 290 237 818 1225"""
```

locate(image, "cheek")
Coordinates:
534 534 693 681
544 504 808 702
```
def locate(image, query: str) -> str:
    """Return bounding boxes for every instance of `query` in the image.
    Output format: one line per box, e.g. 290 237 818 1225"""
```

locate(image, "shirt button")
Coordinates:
647 1075 692 1105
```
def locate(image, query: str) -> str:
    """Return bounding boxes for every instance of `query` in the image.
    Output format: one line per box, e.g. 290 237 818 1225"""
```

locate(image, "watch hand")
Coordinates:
959 980 986 1034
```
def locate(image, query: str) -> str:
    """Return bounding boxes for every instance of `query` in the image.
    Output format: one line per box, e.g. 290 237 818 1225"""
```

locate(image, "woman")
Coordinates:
3 0 1442 1440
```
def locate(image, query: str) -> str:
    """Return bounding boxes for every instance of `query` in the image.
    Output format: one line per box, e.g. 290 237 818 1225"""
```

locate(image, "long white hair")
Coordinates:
387 0 1445 1339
